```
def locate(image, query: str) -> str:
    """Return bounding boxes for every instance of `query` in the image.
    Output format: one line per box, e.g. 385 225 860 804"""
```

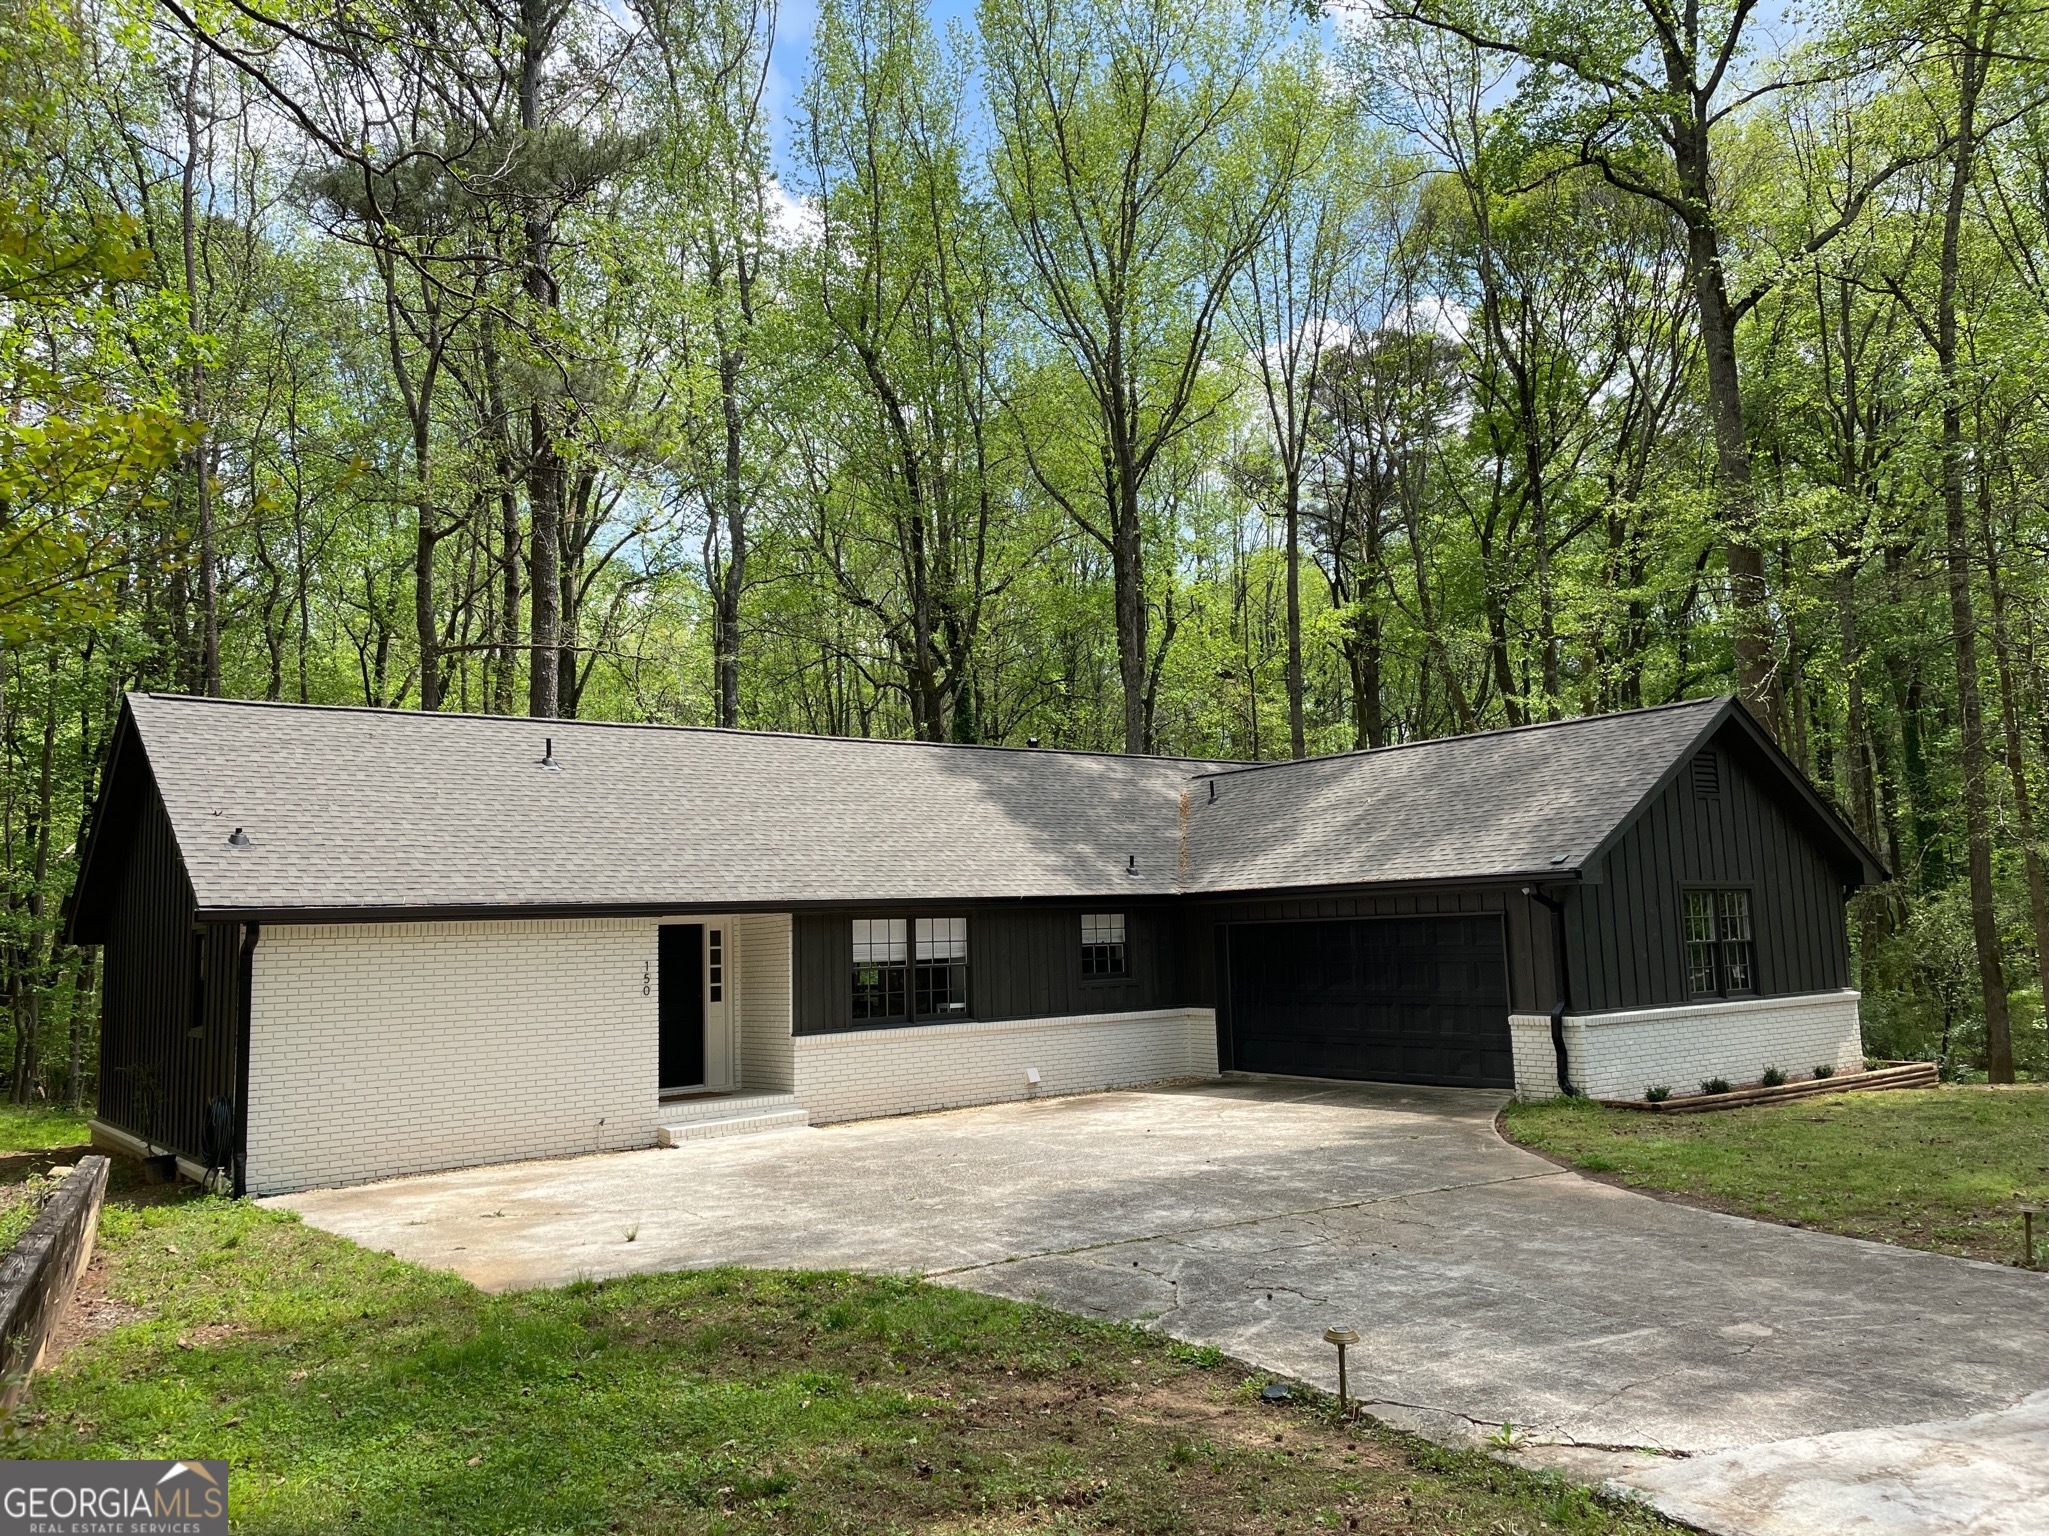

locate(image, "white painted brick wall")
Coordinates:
246 918 660 1194
1510 990 1865 1102
733 913 794 1092
243 911 1207 1191
792 1008 1219 1124
1509 1011 1567 1098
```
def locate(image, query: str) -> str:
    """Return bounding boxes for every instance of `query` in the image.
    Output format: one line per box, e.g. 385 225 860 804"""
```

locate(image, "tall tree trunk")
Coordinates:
1358 488 1387 748
482 315 521 716
1984 468 2049 1028
1932 2 2011 1079
10 679 56 1105
415 497 440 712
1680 208 1772 722
180 44 219 696
1530 449 1559 718
526 407 561 720
66 947 94 1112
1284 474 1305 759
408 375 441 713
1112 442 1149 754
712 336 747 729
1835 568 1877 843
520 0 561 720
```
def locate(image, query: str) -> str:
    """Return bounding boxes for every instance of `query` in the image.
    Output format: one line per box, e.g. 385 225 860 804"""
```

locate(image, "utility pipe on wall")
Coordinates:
1521 886 1579 1097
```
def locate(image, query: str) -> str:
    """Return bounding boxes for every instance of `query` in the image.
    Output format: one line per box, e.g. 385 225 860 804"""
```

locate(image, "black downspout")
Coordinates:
233 922 259 1196
1522 886 1579 1096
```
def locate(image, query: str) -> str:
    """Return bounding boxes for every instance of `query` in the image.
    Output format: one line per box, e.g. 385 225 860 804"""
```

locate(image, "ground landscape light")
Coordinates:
1323 1326 1361 1413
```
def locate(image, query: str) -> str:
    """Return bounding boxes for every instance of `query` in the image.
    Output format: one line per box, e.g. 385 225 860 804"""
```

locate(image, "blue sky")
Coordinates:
758 0 983 176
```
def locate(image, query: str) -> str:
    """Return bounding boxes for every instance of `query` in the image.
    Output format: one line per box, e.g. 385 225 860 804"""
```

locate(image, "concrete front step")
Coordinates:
657 1105 811 1146
656 1091 803 1125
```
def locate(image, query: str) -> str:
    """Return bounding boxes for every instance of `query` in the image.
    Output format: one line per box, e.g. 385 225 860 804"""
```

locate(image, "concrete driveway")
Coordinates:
275 1079 2048 1535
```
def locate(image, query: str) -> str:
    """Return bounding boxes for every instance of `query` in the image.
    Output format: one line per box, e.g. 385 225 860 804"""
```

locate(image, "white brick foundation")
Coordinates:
791 1008 1219 1124
1510 990 1864 1102
245 918 662 1195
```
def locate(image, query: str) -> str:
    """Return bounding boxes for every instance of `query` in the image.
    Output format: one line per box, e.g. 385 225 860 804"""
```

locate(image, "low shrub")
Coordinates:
1761 1066 1786 1087
1701 1077 1731 1095
1813 1063 1835 1079
1645 1085 1671 1103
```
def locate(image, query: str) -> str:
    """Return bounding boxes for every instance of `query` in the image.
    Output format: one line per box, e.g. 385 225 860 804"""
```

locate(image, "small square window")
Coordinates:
1081 913 1127 978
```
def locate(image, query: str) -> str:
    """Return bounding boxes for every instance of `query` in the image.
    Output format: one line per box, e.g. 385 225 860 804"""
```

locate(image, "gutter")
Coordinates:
1521 885 1579 1096
233 922 259 1196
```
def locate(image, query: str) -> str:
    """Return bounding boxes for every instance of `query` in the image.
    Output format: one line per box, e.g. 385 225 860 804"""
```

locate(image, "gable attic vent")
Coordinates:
1692 750 1720 798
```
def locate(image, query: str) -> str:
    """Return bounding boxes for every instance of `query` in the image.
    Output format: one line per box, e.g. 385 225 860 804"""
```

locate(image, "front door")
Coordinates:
659 924 705 1092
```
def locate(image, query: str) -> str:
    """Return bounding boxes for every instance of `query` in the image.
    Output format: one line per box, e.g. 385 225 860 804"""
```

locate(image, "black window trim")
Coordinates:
1681 884 1759 999
848 913 972 1027
1079 911 1129 984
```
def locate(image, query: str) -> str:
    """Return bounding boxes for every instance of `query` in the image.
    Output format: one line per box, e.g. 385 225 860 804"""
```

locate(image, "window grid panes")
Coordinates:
915 917 970 1017
850 917 970 1023
708 928 724 1003
1081 913 1127 978
1717 891 1754 992
851 918 907 1021
1684 889 1755 997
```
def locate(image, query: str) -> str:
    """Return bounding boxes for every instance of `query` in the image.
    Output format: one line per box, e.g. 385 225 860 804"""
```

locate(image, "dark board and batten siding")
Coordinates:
96 785 240 1164
791 905 1176 1035
1566 732 1852 1013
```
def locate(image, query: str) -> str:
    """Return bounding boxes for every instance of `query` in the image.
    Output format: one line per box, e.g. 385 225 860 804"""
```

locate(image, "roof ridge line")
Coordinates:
1192 695 1731 780
127 693 1239 770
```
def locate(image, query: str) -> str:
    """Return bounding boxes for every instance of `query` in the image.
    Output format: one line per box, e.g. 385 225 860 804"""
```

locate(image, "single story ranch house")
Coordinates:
64 692 1884 1196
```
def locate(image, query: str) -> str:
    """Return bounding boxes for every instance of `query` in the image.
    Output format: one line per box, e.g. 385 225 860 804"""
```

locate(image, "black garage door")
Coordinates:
1226 915 1512 1087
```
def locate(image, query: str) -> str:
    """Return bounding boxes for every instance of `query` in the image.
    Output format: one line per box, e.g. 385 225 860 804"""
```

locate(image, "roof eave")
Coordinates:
60 699 140 946
1177 868 1586 902
193 890 1194 925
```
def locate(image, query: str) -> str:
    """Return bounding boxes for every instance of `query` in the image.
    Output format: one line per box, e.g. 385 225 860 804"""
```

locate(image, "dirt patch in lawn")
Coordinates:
39 1253 152 1371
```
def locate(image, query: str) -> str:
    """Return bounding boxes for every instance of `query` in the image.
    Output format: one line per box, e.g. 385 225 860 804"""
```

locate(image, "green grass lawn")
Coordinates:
0 1102 93 1154
1502 1084 2049 1266
3 1183 1677 1535
0 1104 97 1246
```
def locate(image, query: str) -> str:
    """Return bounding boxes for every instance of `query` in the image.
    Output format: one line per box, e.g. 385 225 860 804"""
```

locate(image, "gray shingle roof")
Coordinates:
84 692 1791 922
1185 697 1727 892
121 695 1227 917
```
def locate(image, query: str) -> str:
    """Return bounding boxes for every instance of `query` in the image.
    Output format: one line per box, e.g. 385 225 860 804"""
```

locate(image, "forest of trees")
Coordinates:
4 0 2046 1105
